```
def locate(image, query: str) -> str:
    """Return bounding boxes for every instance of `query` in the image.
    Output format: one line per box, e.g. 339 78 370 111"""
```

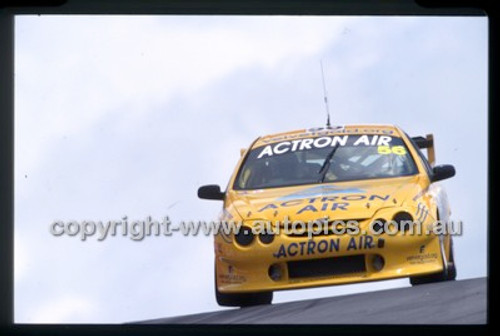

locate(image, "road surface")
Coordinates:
135 277 486 324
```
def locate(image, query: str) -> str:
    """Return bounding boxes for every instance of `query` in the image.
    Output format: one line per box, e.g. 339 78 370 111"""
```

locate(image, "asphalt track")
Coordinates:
136 277 486 324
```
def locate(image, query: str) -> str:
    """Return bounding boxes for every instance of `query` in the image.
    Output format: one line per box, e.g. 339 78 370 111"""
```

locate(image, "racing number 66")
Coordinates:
378 145 407 155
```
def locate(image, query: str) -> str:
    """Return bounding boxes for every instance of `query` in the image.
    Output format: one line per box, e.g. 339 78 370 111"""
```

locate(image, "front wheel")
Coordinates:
410 238 457 286
215 266 273 307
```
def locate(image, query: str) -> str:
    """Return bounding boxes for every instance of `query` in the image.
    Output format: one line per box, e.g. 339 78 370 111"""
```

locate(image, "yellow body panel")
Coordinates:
213 125 452 293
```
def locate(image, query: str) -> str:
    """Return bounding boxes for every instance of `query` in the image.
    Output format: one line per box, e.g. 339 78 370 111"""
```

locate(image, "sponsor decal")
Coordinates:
406 252 438 265
258 193 390 214
218 273 247 284
257 135 393 159
260 128 395 144
217 264 247 284
415 202 429 223
272 235 378 259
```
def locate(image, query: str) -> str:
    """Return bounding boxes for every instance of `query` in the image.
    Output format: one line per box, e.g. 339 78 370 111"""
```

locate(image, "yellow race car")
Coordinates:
198 125 457 307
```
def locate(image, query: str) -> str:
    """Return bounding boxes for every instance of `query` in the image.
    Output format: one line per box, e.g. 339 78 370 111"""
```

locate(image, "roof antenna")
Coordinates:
320 60 331 128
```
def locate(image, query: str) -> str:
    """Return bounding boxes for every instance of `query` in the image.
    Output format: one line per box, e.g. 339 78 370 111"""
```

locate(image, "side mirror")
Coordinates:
431 164 456 182
198 184 225 200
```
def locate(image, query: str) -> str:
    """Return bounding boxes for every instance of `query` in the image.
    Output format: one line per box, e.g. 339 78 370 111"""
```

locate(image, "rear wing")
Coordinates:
411 134 435 166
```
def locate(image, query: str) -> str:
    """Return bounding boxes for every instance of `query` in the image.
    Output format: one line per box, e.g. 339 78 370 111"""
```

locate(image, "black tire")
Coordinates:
410 238 457 286
445 237 457 280
215 266 273 307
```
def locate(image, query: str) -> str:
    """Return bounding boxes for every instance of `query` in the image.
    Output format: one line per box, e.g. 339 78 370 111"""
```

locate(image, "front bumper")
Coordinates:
215 223 444 293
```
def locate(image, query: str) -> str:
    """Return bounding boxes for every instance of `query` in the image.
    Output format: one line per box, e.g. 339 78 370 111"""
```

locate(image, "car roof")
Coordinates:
252 124 402 149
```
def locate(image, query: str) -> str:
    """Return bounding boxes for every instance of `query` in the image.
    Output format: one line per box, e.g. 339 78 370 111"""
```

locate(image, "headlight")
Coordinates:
392 212 413 232
259 231 274 244
235 226 254 246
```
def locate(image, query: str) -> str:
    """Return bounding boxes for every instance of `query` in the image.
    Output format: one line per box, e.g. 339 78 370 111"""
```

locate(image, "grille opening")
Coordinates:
287 255 366 279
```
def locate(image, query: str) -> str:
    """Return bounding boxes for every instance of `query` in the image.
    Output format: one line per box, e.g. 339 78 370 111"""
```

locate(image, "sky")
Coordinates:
14 15 487 323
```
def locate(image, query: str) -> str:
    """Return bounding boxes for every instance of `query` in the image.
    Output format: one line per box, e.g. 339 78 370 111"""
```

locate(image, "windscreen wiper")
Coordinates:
317 145 339 183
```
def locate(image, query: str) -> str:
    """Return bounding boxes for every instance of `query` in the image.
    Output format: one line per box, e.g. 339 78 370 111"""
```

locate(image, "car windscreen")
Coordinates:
233 134 418 190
